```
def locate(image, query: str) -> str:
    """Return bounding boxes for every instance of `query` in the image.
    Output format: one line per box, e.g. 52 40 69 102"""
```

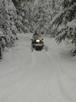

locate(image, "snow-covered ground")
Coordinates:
0 33 76 102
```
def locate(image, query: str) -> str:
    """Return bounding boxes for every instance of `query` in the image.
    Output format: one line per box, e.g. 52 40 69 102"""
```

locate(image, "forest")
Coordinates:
0 1 76 101
0 0 76 58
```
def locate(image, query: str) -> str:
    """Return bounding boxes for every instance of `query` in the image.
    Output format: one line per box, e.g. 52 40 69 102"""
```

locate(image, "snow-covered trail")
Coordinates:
0 33 76 102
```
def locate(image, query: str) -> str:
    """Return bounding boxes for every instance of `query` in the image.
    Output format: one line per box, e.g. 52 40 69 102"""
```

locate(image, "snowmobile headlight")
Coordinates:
36 39 40 42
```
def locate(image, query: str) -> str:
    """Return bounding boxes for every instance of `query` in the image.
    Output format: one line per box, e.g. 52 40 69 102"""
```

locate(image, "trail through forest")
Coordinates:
0 33 76 102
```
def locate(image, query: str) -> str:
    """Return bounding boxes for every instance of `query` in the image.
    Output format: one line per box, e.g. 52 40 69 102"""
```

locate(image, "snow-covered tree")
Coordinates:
0 0 18 47
51 0 76 46
12 0 61 34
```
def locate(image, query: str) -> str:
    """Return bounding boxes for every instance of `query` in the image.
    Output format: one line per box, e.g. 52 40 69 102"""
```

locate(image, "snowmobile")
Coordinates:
31 37 44 51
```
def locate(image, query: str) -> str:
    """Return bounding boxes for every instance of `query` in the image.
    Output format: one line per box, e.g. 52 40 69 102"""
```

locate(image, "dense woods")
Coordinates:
0 0 76 54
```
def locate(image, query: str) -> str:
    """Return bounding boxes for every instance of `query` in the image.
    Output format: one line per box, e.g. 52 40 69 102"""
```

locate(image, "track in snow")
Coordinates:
0 34 76 102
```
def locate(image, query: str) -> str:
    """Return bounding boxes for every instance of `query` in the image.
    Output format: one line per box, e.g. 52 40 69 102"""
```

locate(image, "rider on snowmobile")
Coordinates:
32 31 44 41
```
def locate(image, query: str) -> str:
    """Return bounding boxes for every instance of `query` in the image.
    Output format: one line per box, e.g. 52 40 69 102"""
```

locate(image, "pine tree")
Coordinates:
51 0 76 49
0 0 18 47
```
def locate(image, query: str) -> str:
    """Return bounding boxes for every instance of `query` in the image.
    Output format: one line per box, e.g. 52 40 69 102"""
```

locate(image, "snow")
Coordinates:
67 20 76 28
0 33 76 102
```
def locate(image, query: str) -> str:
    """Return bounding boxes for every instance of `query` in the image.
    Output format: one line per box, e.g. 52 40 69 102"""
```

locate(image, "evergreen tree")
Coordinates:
0 0 18 47
51 0 76 51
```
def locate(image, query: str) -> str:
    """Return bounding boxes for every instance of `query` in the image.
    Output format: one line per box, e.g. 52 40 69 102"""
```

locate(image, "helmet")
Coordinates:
41 31 44 35
34 30 38 34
